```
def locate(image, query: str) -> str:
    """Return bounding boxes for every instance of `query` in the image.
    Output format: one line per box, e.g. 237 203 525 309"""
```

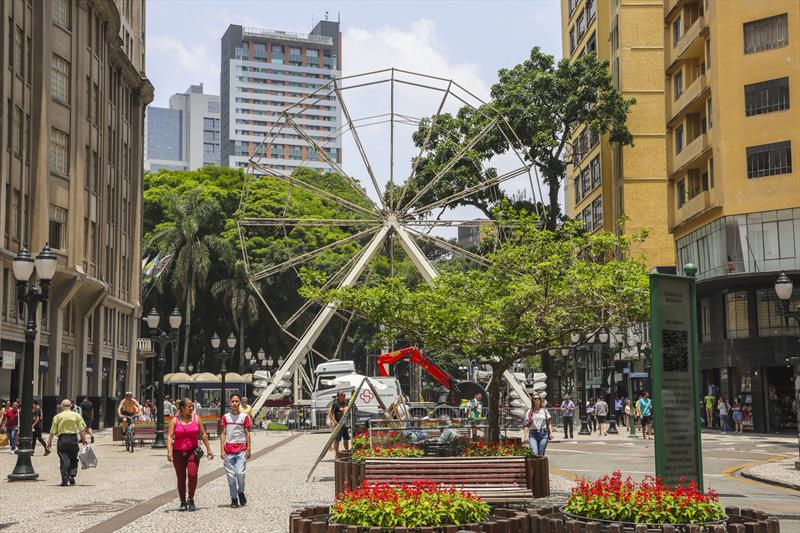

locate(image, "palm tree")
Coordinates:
211 260 260 372
147 190 230 371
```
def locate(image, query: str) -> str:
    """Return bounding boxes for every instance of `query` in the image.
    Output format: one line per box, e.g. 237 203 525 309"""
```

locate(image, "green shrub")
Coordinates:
331 481 490 528
266 422 288 431
351 444 424 462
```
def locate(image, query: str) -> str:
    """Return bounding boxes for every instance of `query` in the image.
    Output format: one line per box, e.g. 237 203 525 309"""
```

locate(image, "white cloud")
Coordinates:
148 35 217 76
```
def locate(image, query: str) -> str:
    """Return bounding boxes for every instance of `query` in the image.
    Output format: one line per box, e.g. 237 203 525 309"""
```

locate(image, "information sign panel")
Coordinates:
650 273 704 490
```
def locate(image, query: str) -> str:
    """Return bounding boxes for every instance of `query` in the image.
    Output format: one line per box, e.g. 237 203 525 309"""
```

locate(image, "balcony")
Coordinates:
669 74 708 123
668 16 705 68
673 132 710 174
137 338 155 357
672 188 721 229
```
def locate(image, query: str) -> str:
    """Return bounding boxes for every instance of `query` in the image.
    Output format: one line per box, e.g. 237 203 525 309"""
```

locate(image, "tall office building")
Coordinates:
144 83 221 172
220 21 342 173
666 0 799 432
0 0 152 425
561 0 674 269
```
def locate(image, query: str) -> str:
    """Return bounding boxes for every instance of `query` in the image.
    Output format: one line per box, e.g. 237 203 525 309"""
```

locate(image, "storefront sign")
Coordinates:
2 351 15 370
630 372 649 378
650 273 704 490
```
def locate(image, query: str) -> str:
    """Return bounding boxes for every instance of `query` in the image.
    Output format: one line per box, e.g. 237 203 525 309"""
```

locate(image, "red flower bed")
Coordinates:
460 439 533 458
564 471 726 525
351 444 424 462
331 480 490 528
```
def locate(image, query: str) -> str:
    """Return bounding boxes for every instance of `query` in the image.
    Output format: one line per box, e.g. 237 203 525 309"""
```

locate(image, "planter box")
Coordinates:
289 506 530 533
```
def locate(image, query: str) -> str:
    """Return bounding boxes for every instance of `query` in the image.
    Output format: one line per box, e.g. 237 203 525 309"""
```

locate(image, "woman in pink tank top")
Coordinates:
167 398 213 511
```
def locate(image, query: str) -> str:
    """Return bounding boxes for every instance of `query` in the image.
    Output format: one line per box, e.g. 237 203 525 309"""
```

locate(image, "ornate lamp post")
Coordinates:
8 244 57 481
210 332 237 427
774 272 800 469
145 307 182 449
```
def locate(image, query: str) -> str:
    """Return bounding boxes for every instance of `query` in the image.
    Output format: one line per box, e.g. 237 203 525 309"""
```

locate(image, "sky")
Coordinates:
146 0 565 226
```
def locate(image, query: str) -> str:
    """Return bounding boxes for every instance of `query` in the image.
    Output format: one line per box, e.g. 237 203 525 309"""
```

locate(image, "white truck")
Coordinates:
310 360 402 428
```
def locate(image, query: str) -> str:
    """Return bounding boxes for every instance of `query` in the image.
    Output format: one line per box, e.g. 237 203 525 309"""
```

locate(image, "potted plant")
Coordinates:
562 471 727 531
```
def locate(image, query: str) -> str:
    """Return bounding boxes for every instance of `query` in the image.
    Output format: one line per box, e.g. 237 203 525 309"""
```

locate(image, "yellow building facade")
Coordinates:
561 0 674 269
665 0 799 434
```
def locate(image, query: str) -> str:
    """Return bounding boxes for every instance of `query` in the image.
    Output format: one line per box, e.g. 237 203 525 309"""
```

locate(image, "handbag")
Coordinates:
79 444 98 469
193 414 204 460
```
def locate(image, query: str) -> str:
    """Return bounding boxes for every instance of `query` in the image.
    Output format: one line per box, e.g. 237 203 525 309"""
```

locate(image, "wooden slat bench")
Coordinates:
133 425 156 446
361 456 548 504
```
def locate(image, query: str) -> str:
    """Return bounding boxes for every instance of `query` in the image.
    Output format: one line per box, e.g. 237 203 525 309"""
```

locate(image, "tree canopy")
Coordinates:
304 212 650 440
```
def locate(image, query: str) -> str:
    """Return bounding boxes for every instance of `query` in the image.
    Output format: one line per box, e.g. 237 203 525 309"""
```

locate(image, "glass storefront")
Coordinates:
677 208 800 281
732 368 754 429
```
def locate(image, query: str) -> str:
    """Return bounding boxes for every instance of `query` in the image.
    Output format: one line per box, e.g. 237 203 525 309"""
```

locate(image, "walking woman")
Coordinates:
731 399 743 433
525 394 553 457
167 398 213 512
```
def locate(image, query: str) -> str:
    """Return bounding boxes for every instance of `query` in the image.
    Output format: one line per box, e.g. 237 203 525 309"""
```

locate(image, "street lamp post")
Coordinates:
774 272 800 470
145 307 182 449
8 244 57 481
210 332 237 428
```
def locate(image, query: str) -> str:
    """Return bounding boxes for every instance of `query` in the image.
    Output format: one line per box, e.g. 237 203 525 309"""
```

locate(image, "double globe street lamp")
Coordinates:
145 307 182 449
210 332 237 427
8 244 57 481
773 272 800 470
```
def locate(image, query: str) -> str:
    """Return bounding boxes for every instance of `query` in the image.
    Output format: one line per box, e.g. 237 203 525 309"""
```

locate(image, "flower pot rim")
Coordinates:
559 506 729 530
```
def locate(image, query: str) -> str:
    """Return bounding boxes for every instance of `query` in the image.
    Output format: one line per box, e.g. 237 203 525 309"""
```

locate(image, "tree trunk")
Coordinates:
486 363 507 442
182 268 194 370
546 177 560 230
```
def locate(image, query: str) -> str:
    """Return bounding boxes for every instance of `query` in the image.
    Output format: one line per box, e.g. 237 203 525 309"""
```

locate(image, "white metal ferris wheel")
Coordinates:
236 68 543 416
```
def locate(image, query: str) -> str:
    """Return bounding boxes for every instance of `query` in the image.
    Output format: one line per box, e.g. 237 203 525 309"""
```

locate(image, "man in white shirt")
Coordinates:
561 395 576 439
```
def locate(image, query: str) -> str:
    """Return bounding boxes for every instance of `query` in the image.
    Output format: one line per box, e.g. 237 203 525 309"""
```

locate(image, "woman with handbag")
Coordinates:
167 398 213 512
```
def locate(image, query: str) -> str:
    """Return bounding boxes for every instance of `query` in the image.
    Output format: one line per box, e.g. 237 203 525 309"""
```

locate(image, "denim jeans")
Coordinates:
223 451 247 499
8 427 18 449
720 414 730 432
528 430 549 456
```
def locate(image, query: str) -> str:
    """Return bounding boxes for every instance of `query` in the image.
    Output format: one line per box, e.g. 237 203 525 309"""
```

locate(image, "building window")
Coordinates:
569 27 576 54
590 155 601 187
672 16 682 46
586 31 596 54
745 77 790 116
203 117 216 129
675 125 684 154
271 45 284 63
306 49 319 67
581 167 591 196
674 71 683 100
52 0 71 29
725 291 749 339
592 196 603 228
9 189 20 239
49 205 67 250
581 206 592 231
677 179 686 208
288 145 302 160
707 97 712 128
51 54 70 104
49 128 69 177
744 14 788 54
14 26 23 76
252 42 267 59
577 11 586 38
568 0 576 15
12 106 22 156
700 298 711 343
587 0 596 22
757 288 800 337
574 176 582 205
746 141 792 178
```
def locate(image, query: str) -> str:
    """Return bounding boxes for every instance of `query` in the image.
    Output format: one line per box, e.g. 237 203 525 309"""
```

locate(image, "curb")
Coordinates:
739 470 800 492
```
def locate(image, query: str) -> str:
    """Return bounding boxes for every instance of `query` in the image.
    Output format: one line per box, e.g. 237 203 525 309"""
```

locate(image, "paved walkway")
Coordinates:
741 457 800 491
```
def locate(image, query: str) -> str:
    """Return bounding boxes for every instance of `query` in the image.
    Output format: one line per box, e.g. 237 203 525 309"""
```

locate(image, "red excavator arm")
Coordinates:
377 346 454 390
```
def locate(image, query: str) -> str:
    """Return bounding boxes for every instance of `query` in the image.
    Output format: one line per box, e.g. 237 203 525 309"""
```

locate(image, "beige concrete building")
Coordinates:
1 0 152 426
665 0 799 432
561 0 674 269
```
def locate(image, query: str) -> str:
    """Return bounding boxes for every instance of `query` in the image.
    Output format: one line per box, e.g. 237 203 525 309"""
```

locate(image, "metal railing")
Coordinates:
243 27 333 46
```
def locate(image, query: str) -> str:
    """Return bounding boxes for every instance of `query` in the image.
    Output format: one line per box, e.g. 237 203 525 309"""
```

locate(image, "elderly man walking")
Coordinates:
47 399 87 486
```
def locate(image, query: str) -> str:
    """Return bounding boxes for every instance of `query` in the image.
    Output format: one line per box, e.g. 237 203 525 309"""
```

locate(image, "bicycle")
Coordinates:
121 415 136 453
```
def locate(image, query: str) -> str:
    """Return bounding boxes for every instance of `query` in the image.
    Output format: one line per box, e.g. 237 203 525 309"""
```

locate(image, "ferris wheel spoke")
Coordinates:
251 162 378 219
282 114 378 212
401 117 499 213
406 164 533 219
333 80 385 210
251 226 381 281
405 226 492 266
394 81 452 212
239 218 381 227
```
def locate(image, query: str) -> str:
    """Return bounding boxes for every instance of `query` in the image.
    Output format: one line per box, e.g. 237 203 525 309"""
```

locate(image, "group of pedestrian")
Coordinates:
1 398 57 454
703 392 746 433
165 393 252 511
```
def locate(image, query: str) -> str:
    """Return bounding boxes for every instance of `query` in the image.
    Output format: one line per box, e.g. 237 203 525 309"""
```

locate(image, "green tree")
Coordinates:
305 213 649 440
404 48 634 229
211 260 260 372
147 188 232 370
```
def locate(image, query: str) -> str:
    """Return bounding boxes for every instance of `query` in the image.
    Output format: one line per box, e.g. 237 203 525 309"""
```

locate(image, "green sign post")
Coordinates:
650 264 704 490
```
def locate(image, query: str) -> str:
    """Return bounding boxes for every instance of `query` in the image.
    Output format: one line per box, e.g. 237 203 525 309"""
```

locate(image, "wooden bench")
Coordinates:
133 425 157 446
361 456 549 504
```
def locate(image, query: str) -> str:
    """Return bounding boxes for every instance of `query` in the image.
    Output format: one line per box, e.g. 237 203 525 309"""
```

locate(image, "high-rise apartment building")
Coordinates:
144 83 221 172
220 21 342 173
0 0 152 426
665 0 799 432
561 0 674 269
